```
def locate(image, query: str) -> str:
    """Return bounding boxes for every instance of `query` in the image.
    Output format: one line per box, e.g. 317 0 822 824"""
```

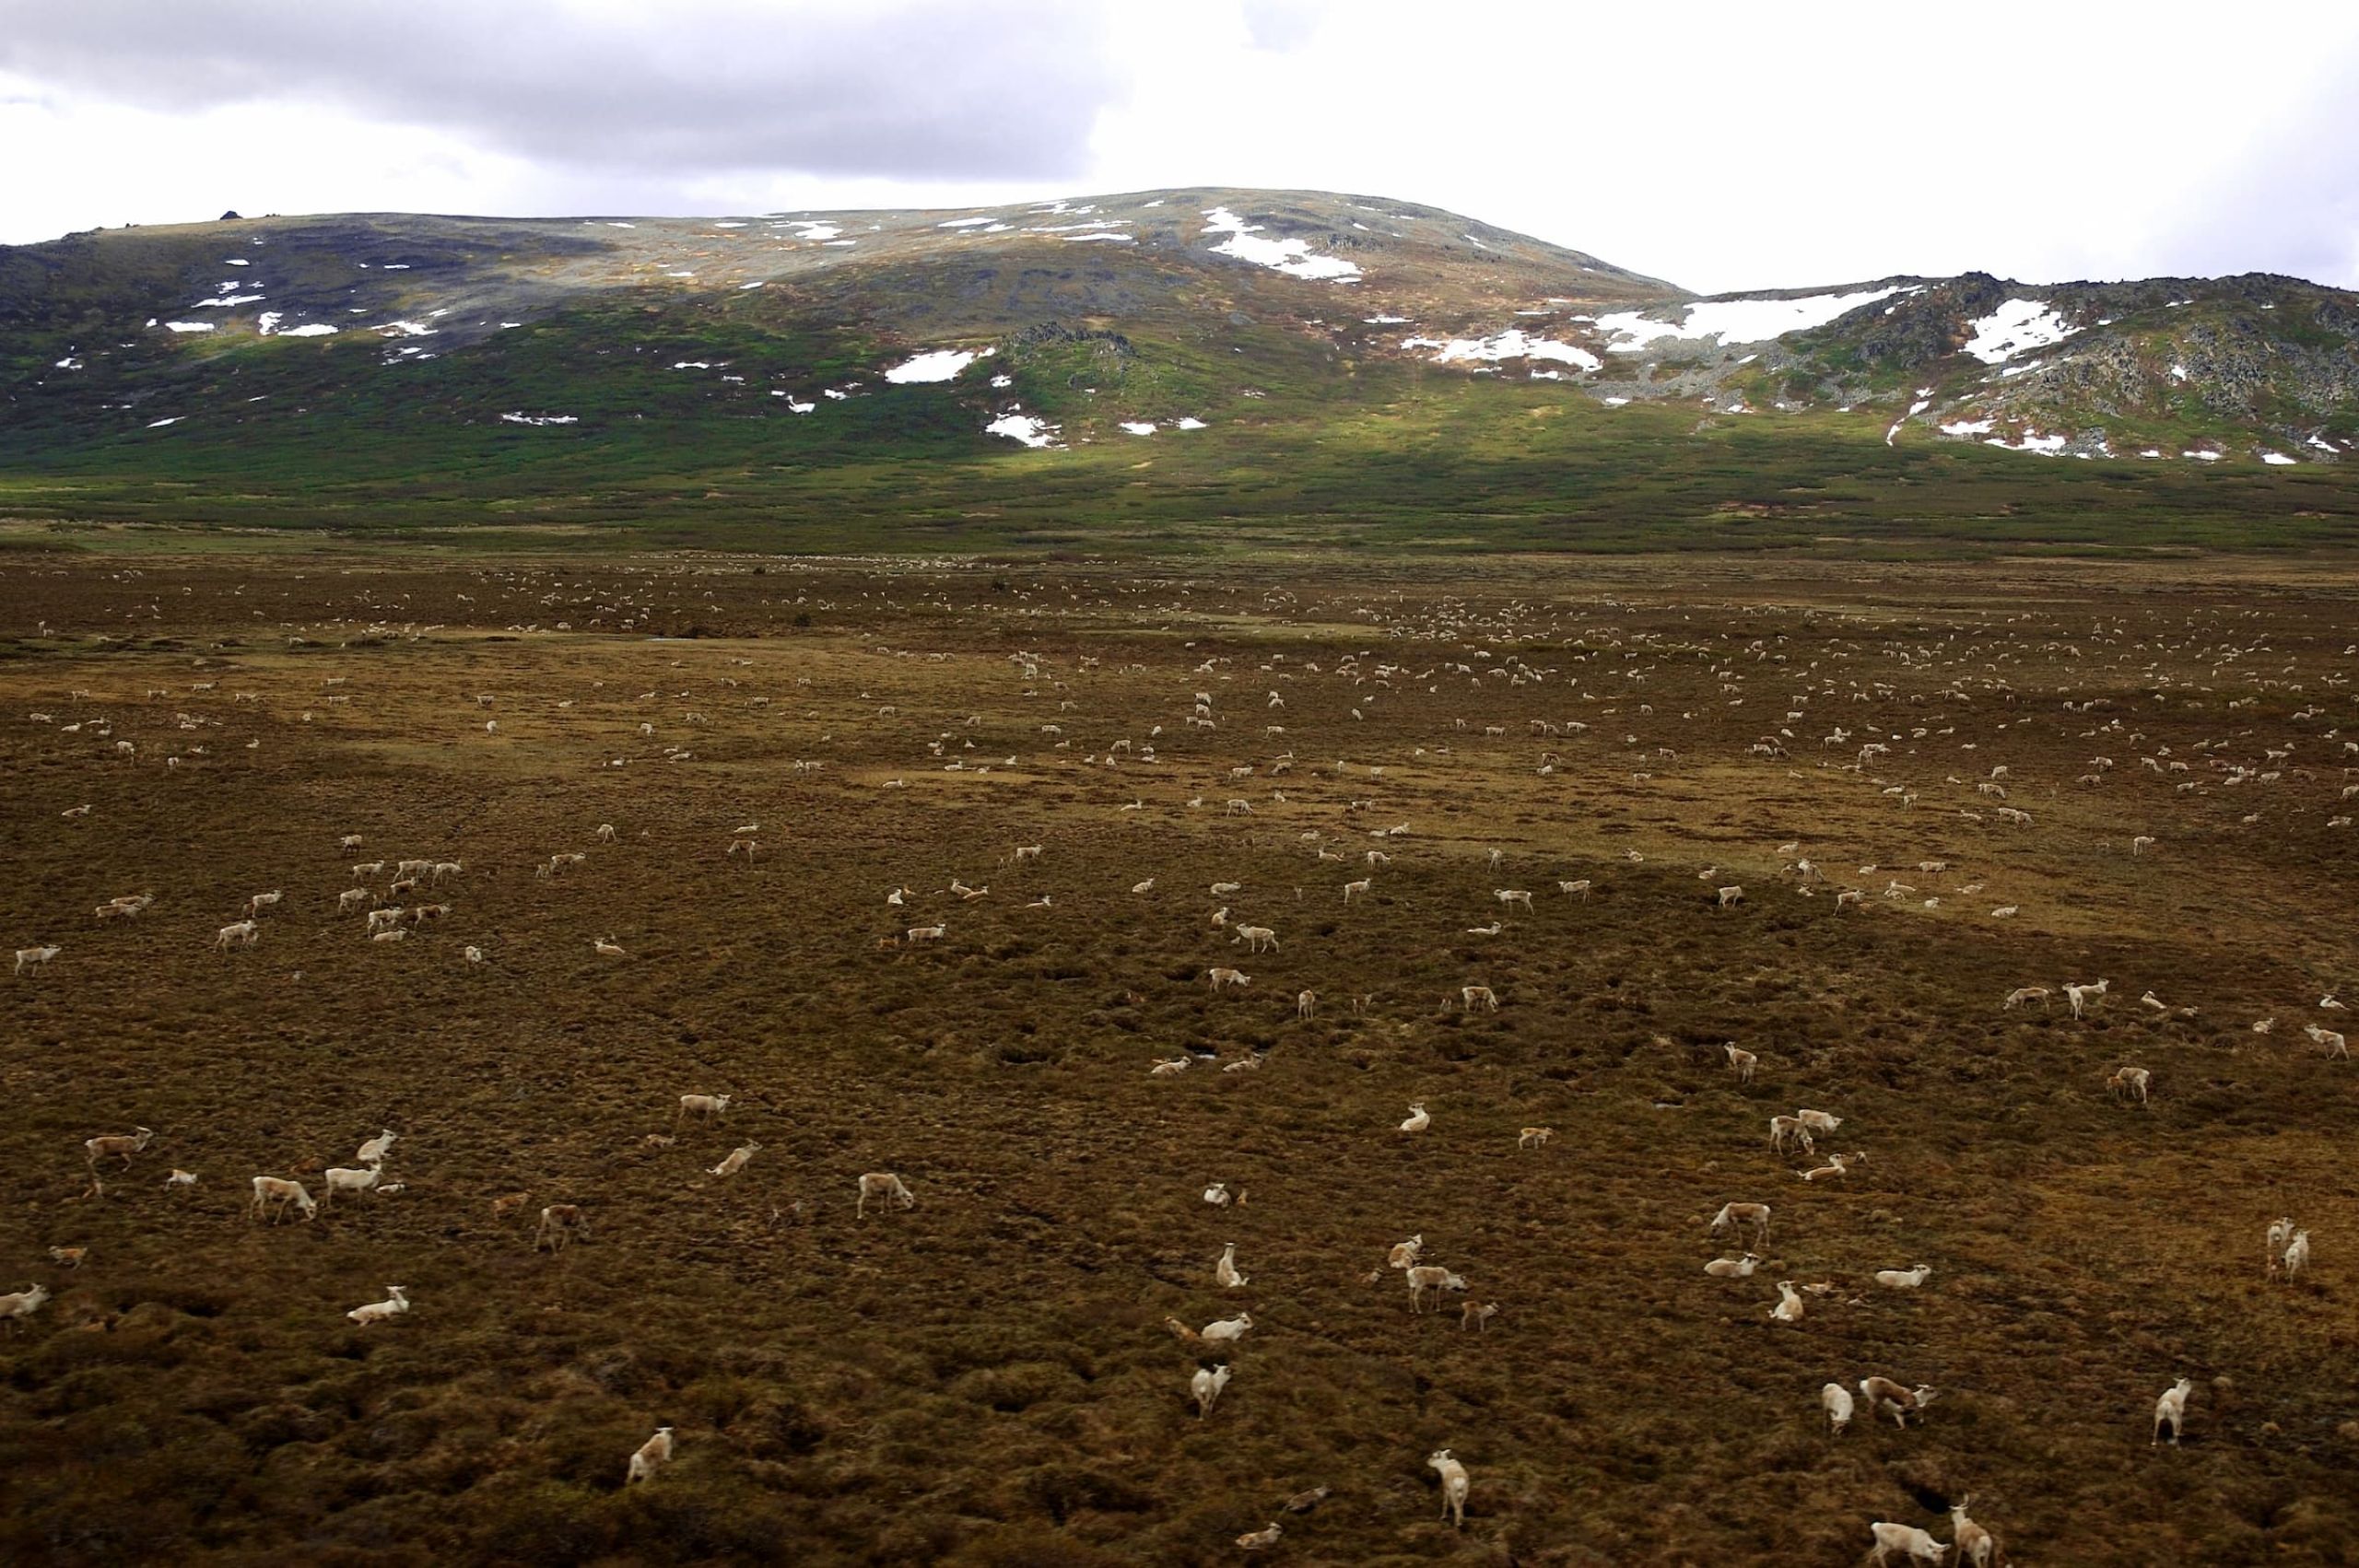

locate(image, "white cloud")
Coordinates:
2 0 2355 293
0 0 1115 180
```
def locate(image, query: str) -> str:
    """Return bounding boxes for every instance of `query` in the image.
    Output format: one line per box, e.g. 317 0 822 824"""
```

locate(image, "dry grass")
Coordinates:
1 550 2354 1565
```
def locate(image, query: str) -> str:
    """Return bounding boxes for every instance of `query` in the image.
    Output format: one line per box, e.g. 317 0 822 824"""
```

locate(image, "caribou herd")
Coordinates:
7 559 2354 1557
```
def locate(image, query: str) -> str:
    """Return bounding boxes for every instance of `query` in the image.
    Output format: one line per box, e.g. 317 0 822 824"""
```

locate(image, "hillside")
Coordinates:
2 189 2356 551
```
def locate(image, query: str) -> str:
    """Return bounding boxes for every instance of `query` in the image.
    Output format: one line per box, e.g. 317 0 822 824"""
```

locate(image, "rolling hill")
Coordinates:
2 189 2355 552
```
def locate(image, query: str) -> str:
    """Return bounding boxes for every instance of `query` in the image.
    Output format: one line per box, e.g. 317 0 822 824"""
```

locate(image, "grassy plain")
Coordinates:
1 549 2355 1565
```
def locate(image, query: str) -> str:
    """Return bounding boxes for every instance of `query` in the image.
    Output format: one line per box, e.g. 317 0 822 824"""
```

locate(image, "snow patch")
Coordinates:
1940 418 1995 436
885 349 985 384
1120 421 1156 435
2261 451 2296 465
1961 299 2080 363
162 321 216 333
711 220 746 228
2183 449 2222 462
147 416 182 427
500 413 579 426
53 356 82 369
1201 206 1361 282
986 410 1062 448
1983 430 2068 455
1363 314 1412 324
1427 329 1601 371
376 321 436 337
278 323 336 337
1174 416 1207 429
990 374 1013 389
1601 396 1630 407
1597 287 1907 353
192 294 265 308
940 216 997 228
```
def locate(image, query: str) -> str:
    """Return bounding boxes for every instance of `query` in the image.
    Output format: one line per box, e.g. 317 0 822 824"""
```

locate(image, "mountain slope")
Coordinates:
2 189 2355 551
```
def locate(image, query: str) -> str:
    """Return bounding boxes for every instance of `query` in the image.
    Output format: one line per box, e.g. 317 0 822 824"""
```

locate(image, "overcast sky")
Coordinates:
4 0 2356 294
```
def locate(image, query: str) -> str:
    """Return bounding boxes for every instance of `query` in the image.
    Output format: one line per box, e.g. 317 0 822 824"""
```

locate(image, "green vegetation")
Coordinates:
4 304 2355 556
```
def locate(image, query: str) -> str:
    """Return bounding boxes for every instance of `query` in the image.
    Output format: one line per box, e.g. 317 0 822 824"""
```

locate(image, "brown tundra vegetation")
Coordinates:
0 548 2354 1565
